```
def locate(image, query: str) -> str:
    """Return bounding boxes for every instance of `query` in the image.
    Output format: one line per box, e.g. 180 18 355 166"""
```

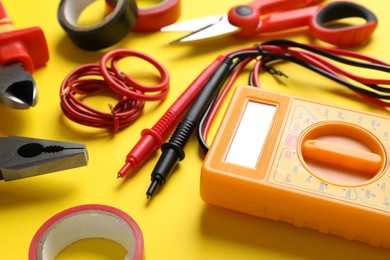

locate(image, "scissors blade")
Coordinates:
166 15 240 44
161 15 225 32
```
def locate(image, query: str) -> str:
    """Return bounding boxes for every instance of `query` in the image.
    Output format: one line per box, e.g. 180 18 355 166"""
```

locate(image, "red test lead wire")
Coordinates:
117 55 226 178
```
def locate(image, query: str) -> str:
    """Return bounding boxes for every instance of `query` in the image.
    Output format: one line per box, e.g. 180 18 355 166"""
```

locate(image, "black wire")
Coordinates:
248 56 279 85
262 39 390 73
262 40 390 97
197 52 259 153
250 51 390 97
197 94 218 153
196 40 390 154
228 49 260 61
259 50 390 100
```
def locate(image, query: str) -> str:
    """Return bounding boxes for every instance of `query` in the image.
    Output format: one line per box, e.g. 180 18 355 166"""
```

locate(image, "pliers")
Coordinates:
0 136 88 181
0 2 49 109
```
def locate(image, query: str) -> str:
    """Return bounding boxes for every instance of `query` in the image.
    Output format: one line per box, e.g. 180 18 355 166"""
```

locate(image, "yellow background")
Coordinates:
1 0 390 259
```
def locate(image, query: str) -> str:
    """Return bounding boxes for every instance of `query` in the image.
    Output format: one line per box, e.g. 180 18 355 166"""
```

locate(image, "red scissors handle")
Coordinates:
258 1 377 47
310 2 377 46
228 0 324 37
229 0 377 47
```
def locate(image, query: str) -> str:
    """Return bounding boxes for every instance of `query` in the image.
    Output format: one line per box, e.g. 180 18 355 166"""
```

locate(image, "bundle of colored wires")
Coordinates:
60 49 170 133
197 39 390 152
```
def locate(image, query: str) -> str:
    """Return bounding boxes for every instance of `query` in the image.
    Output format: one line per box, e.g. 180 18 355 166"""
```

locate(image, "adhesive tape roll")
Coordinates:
57 0 138 51
29 204 144 260
132 0 181 32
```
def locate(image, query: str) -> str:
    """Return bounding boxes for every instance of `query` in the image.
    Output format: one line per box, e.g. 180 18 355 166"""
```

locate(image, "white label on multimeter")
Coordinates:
225 101 276 168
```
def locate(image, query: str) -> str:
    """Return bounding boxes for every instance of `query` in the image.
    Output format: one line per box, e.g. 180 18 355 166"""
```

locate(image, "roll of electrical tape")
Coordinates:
132 0 181 32
57 0 138 51
29 204 144 260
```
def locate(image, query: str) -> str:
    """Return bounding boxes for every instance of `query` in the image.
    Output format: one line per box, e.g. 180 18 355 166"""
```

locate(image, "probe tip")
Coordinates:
117 162 133 178
146 179 160 199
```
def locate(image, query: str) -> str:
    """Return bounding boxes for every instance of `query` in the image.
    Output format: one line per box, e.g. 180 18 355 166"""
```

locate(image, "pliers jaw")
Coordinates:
0 136 88 181
0 63 37 109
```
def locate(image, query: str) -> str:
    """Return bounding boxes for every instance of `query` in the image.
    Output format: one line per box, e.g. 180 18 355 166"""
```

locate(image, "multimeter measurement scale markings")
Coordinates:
269 100 390 211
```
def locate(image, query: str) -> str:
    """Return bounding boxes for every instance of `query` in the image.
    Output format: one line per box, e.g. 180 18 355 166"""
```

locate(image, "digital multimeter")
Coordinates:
201 86 390 249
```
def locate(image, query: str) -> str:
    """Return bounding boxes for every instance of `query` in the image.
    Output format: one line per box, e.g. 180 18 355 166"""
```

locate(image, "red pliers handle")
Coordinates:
0 2 48 73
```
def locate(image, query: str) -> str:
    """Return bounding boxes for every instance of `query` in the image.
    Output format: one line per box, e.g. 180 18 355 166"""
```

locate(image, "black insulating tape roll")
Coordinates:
58 0 138 51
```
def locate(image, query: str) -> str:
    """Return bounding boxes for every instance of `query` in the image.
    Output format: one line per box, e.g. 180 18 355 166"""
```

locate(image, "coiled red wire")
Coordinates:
60 49 169 133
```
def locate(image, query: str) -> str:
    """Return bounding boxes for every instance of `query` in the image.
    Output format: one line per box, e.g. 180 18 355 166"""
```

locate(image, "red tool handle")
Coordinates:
227 0 324 37
309 1 377 47
0 2 48 73
0 3 14 32
257 1 377 47
228 0 377 47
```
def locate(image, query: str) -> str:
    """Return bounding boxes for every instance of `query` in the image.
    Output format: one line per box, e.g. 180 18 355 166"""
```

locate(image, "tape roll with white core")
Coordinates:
29 204 144 260
57 0 138 50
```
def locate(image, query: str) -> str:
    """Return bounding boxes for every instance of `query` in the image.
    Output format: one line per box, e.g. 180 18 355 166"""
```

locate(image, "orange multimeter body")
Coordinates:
201 86 390 248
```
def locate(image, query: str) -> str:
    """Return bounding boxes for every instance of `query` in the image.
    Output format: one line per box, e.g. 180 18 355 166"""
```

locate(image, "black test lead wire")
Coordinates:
197 56 252 153
197 40 390 153
146 55 235 198
146 50 263 199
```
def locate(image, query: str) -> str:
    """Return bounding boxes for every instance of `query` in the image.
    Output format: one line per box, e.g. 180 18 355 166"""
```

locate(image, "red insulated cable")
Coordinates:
60 49 169 133
100 49 170 101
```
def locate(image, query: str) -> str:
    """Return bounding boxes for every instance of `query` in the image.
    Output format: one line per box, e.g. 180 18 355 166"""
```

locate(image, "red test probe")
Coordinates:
0 2 49 109
117 55 226 178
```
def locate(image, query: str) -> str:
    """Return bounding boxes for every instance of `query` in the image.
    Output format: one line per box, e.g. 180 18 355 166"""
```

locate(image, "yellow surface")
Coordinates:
1 0 390 259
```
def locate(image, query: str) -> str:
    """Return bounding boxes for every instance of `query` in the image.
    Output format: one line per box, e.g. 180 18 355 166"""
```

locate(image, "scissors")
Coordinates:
161 0 377 47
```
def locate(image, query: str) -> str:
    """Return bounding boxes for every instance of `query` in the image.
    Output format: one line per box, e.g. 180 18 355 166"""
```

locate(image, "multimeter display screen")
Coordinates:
225 101 276 168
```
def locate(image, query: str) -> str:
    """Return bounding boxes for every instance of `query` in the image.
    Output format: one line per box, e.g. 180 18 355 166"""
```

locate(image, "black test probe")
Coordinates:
146 56 234 198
